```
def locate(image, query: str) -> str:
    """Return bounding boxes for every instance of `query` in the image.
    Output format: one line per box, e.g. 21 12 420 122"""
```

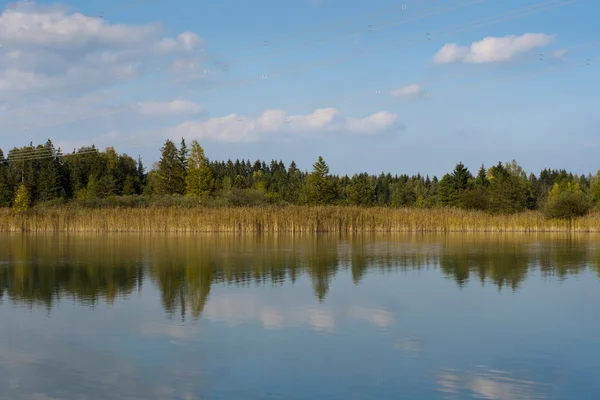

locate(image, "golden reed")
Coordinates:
2 206 600 233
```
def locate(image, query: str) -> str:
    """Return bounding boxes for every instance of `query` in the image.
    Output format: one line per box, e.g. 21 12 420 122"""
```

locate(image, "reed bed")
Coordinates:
2 206 600 233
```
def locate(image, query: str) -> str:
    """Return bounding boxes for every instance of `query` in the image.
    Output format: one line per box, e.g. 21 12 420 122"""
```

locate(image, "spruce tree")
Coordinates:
156 139 186 195
305 156 337 205
475 164 489 187
179 138 189 171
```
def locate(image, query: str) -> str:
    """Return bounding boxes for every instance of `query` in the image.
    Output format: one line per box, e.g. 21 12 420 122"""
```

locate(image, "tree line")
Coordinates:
1 138 599 218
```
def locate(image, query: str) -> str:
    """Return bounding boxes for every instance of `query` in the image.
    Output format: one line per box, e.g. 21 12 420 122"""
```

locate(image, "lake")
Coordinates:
1 233 599 400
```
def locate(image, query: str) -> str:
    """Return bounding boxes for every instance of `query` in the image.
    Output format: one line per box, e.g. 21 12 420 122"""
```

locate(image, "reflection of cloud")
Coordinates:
260 306 284 330
347 306 394 328
304 308 334 333
437 367 545 400
202 293 334 332
394 338 421 356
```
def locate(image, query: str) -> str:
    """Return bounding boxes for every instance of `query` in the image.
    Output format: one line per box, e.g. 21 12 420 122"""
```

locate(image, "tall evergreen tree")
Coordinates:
475 164 489 187
304 156 337 205
179 138 189 171
36 140 61 201
156 139 186 195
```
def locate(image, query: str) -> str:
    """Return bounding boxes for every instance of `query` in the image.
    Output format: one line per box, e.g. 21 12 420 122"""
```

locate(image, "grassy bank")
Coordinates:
1 206 600 233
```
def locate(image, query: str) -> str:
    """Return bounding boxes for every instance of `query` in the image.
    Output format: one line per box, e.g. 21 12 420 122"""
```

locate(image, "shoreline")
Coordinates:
1 206 600 233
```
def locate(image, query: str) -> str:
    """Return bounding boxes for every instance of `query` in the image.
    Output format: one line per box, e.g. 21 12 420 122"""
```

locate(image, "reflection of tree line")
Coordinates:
1 234 599 317
0 235 144 309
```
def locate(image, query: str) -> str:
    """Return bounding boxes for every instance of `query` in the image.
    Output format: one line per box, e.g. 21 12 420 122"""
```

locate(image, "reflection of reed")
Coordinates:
1 233 598 316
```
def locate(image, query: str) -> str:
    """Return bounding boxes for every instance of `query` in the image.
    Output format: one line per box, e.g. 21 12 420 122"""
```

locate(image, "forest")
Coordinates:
1 137 599 220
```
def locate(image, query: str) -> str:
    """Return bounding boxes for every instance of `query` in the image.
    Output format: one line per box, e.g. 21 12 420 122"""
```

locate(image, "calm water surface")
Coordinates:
1 234 599 400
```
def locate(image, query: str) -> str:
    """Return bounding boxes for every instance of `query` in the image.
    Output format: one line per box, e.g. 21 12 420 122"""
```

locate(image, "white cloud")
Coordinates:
155 32 203 54
391 83 422 99
158 108 401 143
0 2 159 48
552 48 568 60
137 100 203 116
434 33 555 64
0 2 205 99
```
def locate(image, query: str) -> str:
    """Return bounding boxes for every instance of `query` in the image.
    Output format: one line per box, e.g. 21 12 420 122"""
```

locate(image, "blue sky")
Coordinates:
0 0 598 177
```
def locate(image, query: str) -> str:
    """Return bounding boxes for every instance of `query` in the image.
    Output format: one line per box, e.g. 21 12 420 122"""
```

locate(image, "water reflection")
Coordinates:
1 233 600 399
437 367 545 400
1 234 600 319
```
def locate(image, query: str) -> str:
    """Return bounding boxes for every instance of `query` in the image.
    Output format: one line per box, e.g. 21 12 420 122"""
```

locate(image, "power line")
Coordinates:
220 0 461 68
4 149 100 164
205 0 430 60
2 0 576 135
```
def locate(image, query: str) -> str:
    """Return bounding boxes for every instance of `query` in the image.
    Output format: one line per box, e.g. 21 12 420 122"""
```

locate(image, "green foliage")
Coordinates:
304 156 337 205
437 174 455 206
0 150 11 207
390 180 416 207
590 170 600 207
1 138 599 215
487 162 531 214
0 182 12 207
437 163 473 207
544 182 592 219
13 183 30 212
346 173 375 206
460 186 490 211
451 162 472 192
156 140 186 195
475 164 489 187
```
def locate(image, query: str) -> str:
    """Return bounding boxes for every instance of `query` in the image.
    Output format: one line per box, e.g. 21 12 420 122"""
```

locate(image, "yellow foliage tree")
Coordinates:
13 183 30 212
185 140 214 200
